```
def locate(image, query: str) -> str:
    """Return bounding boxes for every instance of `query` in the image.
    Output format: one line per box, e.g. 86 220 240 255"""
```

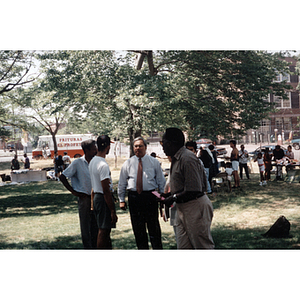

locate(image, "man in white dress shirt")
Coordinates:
59 139 98 249
118 137 166 249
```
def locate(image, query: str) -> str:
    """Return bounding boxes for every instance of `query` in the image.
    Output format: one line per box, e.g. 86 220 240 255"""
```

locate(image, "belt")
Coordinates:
129 190 155 195
175 192 205 203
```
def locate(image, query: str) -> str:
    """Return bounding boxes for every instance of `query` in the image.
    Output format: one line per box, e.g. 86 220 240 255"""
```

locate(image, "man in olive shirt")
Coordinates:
160 128 214 249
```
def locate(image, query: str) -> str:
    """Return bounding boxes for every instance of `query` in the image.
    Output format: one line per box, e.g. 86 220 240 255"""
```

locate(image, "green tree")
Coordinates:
134 50 292 140
0 50 39 146
35 50 293 150
0 126 11 148
37 51 178 155
0 50 37 95
9 81 70 154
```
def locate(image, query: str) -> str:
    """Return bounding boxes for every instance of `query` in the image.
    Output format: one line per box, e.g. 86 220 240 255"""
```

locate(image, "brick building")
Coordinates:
244 56 300 144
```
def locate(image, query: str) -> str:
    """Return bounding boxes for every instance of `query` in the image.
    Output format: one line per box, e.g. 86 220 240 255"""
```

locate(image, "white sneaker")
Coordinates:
259 182 263 186
262 181 267 185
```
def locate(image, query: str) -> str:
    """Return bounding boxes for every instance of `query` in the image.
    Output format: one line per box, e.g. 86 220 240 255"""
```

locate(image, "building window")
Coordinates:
275 118 283 129
283 117 292 130
274 92 291 109
274 72 290 82
261 119 270 127
260 119 270 133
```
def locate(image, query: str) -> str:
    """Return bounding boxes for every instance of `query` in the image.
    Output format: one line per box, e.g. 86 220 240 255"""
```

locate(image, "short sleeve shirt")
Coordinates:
62 156 92 195
239 150 248 164
89 156 112 194
170 146 206 194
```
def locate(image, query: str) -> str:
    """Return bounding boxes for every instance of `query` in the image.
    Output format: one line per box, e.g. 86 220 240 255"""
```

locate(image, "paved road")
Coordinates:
1 143 299 162
0 151 33 162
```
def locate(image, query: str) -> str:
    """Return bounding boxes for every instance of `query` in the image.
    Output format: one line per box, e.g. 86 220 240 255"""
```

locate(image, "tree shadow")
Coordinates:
0 234 83 250
211 225 300 249
0 193 78 218
0 181 79 218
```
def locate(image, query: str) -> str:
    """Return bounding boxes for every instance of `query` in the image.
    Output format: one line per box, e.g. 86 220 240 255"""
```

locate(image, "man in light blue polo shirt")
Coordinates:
59 139 98 249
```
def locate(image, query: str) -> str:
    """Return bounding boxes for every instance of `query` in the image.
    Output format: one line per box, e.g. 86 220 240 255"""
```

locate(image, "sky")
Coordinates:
2 1 300 51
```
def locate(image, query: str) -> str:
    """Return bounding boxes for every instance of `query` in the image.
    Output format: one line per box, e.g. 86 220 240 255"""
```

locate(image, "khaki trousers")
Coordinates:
176 195 215 249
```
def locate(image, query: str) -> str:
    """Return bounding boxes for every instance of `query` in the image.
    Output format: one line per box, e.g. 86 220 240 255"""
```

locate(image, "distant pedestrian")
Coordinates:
62 152 71 169
239 145 250 180
208 144 219 180
254 152 267 186
273 145 285 180
286 145 294 160
199 148 213 194
11 155 20 170
24 153 30 169
228 140 240 188
263 147 272 181
55 155 64 179
185 141 197 155
150 152 156 158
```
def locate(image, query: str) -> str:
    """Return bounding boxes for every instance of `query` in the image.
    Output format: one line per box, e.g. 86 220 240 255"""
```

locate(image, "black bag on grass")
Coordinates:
263 215 290 238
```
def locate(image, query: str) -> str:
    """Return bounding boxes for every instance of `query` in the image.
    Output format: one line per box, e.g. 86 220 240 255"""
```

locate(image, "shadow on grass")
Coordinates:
0 234 83 250
0 181 78 218
212 226 300 249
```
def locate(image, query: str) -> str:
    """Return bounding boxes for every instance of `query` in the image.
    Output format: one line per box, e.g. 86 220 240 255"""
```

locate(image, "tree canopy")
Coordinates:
1 50 295 148
0 50 39 128
134 50 292 139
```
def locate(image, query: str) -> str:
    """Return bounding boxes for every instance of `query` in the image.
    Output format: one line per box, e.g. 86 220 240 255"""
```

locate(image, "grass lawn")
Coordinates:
1 157 300 249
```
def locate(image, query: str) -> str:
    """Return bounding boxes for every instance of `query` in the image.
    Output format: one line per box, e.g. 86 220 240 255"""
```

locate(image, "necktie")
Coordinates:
136 158 143 194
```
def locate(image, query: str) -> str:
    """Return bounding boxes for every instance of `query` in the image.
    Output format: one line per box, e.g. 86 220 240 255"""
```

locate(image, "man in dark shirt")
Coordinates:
11 155 20 170
273 145 285 180
24 153 30 169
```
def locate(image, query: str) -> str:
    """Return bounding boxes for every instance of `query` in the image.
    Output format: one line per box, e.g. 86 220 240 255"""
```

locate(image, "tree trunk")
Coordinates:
51 132 58 154
128 128 135 157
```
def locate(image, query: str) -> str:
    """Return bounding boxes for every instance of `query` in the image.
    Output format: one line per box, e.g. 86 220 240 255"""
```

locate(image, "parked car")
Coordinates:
291 138 300 150
249 145 287 159
6 144 15 152
196 139 227 156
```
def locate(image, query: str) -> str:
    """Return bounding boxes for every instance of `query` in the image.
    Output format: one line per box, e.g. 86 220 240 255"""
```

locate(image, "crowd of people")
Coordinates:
225 142 295 187
59 128 215 250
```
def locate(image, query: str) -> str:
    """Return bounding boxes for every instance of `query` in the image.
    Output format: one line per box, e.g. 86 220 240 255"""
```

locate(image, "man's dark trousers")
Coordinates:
239 163 249 179
128 191 163 249
78 196 98 249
